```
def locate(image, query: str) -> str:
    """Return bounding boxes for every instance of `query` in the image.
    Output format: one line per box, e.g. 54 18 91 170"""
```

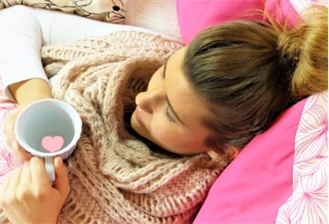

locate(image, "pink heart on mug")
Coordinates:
42 136 64 152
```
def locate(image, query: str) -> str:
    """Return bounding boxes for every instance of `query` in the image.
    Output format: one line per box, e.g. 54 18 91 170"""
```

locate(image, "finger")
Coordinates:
30 157 50 186
8 167 23 191
3 109 32 161
16 144 32 161
0 181 7 206
53 157 70 198
1 170 12 195
8 141 32 161
0 171 14 207
20 161 32 185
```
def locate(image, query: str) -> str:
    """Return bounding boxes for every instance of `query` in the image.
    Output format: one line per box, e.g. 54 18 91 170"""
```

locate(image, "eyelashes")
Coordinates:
161 69 165 79
164 106 175 123
162 64 175 123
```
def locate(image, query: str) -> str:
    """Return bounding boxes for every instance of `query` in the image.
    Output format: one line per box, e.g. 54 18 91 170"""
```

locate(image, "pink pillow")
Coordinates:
176 0 265 44
176 0 316 44
263 0 302 28
193 98 307 223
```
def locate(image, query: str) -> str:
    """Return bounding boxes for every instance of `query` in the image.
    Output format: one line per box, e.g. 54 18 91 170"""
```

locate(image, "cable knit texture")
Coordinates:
0 31 224 224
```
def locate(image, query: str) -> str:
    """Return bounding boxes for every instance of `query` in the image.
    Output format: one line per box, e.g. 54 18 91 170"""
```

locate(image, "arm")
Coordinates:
1 5 161 103
1 5 141 161
1 6 51 102
8 79 53 106
1 6 109 102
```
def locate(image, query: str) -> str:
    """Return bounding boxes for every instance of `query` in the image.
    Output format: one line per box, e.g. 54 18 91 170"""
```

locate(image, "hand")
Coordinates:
0 157 70 224
3 78 53 161
2 78 87 161
2 104 85 161
2 105 33 161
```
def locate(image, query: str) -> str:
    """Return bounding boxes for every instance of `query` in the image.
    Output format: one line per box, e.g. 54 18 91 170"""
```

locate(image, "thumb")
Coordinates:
53 157 70 198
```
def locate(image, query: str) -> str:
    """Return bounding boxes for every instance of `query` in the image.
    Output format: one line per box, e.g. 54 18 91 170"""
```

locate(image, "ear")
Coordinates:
207 150 223 160
228 147 240 160
207 147 240 161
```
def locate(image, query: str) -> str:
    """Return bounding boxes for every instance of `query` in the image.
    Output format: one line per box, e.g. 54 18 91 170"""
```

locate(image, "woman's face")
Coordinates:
131 46 213 155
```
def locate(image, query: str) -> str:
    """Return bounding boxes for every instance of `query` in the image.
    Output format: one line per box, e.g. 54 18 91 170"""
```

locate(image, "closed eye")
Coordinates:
162 60 174 122
162 58 180 124
164 106 175 122
162 66 165 79
162 59 168 79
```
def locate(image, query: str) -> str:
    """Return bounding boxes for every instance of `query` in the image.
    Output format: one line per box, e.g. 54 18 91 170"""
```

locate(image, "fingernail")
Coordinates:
57 157 63 166
11 141 18 150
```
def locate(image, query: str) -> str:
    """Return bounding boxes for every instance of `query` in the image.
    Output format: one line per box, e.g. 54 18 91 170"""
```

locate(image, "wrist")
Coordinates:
8 78 53 107
19 94 53 108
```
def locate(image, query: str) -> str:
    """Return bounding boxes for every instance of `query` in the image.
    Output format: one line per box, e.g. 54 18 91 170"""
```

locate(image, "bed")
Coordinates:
0 0 327 223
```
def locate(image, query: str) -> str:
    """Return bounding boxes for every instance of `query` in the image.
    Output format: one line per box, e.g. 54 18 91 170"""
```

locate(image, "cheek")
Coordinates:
149 116 177 143
149 115 193 151
152 120 207 146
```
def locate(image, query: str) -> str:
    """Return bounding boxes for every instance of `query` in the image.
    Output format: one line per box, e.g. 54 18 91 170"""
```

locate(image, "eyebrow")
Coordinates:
163 57 185 125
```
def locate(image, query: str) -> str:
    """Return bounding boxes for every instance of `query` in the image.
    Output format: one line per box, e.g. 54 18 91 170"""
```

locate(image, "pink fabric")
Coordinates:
193 98 307 223
276 91 328 223
0 76 23 185
263 0 300 28
176 0 265 44
176 0 320 44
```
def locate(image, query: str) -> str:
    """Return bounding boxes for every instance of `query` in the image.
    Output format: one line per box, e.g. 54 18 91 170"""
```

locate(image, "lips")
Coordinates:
135 106 146 128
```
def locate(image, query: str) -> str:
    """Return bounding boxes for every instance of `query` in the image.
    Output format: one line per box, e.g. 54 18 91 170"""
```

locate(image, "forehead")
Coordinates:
166 47 211 127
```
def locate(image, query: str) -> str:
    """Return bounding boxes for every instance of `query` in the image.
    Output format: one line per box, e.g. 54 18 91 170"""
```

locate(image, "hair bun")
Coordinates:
276 5 328 99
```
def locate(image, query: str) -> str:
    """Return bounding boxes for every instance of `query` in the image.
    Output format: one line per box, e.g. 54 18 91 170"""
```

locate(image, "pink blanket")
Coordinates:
0 76 22 184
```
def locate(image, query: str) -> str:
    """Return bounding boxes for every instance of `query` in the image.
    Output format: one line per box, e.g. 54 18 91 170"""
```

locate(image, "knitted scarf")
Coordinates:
5 31 225 224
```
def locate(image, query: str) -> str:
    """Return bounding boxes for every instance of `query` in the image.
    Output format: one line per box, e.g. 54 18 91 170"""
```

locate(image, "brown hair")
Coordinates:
183 5 328 163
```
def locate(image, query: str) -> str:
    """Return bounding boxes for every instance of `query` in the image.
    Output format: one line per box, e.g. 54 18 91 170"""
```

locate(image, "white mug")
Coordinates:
15 99 82 182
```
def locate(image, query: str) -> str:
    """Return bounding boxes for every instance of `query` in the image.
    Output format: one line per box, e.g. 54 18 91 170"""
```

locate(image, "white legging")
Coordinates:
0 5 166 98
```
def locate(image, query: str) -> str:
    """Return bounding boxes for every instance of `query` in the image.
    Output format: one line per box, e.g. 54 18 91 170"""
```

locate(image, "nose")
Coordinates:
135 88 163 114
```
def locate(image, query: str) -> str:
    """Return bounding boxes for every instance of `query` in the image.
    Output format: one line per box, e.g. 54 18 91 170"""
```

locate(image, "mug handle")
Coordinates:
44 157 55 183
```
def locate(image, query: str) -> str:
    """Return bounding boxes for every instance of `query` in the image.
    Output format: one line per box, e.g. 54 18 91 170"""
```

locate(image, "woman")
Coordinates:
0 4 327 224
